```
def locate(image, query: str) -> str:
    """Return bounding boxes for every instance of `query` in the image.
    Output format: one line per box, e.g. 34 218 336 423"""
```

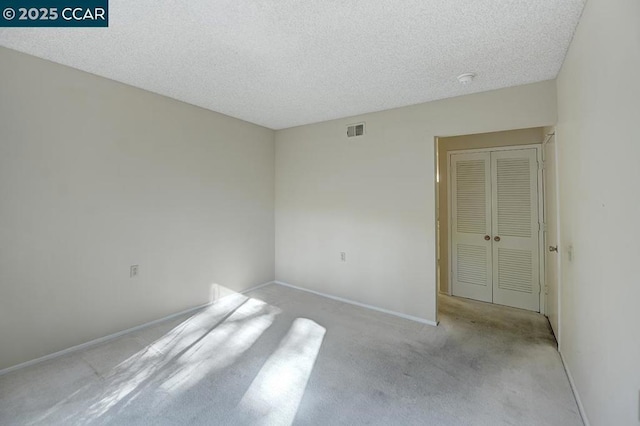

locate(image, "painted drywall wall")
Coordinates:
0 47 275 371
542 128 560 341
437 127 545 295
556 0 640 424
275 81 557 323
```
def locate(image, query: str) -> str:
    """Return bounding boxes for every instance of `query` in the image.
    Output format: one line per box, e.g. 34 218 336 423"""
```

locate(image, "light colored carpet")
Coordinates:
0 284 582 425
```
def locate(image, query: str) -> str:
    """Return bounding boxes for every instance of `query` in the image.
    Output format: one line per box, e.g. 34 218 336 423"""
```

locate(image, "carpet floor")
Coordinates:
0 284 582 425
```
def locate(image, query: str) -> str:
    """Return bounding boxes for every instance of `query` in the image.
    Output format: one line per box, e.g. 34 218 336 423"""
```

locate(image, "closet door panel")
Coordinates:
491 148 540 311
450 152 493 303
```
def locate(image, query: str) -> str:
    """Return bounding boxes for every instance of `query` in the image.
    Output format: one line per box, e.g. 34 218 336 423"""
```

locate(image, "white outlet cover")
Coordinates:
130 265 139 277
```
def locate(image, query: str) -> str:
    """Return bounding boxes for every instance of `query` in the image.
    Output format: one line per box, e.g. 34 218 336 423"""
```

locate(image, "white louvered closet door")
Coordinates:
491 148 540 311
450 152 493 303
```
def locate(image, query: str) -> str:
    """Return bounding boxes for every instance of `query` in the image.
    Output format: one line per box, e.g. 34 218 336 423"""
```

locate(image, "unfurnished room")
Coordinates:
0 1 638 425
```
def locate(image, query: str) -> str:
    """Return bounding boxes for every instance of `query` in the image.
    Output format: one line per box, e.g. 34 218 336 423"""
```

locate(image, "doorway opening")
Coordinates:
435 127 558 321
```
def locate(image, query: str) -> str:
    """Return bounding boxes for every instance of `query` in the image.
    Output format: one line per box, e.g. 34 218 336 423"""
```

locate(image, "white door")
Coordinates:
544 136 560 338
450 152 493 303
491 149 540 311
450 148 540 312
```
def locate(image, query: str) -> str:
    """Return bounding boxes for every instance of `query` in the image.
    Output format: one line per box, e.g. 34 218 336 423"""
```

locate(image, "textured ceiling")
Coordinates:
0 1 585 129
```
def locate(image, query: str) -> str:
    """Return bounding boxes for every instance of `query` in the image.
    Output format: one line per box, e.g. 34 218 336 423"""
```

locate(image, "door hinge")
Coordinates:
538 161 546 170
539 222 547 232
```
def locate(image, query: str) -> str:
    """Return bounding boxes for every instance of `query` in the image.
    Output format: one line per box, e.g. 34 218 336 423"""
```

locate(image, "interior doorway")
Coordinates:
436 128 548 314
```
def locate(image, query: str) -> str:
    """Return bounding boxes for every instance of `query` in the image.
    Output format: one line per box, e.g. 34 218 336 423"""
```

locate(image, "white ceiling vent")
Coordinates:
347 123 365 138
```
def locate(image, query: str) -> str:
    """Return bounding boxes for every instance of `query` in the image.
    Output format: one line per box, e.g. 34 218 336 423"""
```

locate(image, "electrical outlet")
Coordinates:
130 265 139 278
340 252 346 262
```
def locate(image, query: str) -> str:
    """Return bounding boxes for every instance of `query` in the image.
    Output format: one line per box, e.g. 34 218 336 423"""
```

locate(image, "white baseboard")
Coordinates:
243 280 275 293
560 351 590 426
273 280 438 327
0 280 275 377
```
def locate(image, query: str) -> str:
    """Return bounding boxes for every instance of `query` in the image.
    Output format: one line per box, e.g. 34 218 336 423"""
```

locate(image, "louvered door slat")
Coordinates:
497 248 533 293
457 244 488 286
497 158 532 238
456 160 487 234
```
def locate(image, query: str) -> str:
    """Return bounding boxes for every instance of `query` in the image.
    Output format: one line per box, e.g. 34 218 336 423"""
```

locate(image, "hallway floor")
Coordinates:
0 284 582 425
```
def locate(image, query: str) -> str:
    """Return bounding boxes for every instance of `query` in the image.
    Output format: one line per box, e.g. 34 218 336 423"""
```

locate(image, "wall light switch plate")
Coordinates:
130 265 139 278
340 252 346 262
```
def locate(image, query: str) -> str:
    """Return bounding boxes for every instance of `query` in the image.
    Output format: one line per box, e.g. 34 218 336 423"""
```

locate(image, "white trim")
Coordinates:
446 150 453 297
0 280 275 377
274 281 439 327
447 144 543 155
536 145 546 315
243 280 275 293
560 351 591 426
434 137 441 324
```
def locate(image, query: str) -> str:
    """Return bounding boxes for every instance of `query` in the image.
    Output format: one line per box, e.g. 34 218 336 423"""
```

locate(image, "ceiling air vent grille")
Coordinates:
346 123 365 138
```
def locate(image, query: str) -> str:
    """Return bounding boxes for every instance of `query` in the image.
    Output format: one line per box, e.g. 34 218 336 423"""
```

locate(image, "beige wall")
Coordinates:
437 128 545 294
276 81 557 324
556 0 640 424
0 47 276 371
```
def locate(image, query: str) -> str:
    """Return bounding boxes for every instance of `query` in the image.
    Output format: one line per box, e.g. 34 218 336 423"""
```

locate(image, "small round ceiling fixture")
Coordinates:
457 73 476 84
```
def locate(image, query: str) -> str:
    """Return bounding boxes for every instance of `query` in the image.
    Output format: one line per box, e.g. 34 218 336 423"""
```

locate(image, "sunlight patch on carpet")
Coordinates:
237 318 326 425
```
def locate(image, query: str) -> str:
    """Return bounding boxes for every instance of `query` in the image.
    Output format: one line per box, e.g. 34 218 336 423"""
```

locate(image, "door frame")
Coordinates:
446 144 546 314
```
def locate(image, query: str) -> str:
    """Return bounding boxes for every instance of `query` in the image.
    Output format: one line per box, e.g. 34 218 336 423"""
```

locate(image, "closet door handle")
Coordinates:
484 235 491 241
494 236 501 242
